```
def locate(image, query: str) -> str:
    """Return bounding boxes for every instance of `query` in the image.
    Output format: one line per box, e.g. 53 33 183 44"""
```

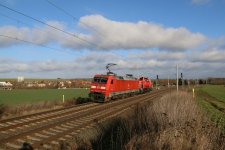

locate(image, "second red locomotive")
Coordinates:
139 77 152 93
89 72 152 102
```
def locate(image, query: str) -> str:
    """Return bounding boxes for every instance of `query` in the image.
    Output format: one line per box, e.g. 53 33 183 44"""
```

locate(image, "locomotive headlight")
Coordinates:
100 86 106 89
91 85 96 88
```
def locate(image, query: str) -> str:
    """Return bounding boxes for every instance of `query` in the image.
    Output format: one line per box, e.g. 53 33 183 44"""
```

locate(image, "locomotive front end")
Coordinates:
89 75 109 102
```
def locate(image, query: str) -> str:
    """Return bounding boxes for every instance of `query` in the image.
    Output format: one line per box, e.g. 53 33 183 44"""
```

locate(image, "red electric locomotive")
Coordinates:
90 73 140 102
89 64 153 102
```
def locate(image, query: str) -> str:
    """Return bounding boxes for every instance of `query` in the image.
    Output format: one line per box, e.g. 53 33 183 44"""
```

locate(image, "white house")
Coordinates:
0 82 13 90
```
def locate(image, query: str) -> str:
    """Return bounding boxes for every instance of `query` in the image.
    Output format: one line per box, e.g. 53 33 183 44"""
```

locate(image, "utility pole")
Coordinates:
156 75 159 90
167 76 170 88
176 64 178 92
181 72 184 89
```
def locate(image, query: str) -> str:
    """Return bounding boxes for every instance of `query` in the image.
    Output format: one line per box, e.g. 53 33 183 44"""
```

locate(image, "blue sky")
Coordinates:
0 0 225 79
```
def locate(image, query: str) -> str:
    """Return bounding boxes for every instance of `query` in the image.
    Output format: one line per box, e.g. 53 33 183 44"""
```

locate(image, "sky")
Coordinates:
0 0 225 79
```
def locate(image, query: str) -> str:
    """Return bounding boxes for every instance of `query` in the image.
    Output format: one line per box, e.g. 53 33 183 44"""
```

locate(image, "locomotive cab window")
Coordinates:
111 80 114 84
93 77 108 84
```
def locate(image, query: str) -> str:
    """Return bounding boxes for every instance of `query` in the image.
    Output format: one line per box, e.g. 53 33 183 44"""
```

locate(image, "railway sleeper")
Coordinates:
27 136 42 142
35 133 49 138
6 142 21 149
51 140 59 145
43 144 52 149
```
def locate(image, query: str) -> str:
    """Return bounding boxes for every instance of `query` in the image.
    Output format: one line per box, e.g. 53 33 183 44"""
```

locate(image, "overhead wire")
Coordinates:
0 12 75 54
0 12 26 25
0 12 51 34
46 0 79 22
0 3 99 48
45 0 104 38
0 12 54 41
0 34 73 54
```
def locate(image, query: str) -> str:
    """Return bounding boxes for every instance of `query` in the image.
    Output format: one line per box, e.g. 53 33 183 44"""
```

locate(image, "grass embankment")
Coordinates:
196 85 225 128
0 88 89 106
55 91 225 150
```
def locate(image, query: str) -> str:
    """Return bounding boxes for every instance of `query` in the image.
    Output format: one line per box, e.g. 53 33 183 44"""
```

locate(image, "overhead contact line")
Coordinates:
0 3 99 49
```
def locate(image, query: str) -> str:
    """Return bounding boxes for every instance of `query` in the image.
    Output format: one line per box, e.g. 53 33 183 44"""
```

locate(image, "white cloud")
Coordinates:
0 15 206 51
0 22 90 49
1 49 225 79
0 26 30 47
191 47 225 62
80 15 206 50
127 51 185 61
0 59 66 73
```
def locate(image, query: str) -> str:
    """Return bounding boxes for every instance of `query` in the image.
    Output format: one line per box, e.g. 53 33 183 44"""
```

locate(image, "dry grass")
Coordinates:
1 101 61 119
45 91 225 150
126 91 225 150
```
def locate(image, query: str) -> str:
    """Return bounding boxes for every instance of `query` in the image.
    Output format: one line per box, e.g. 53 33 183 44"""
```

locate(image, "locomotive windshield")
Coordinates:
93 77 108 84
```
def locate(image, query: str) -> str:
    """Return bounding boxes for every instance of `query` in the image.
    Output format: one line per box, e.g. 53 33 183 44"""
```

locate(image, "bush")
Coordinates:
91 117 130 150
75 97 91 104
0 104 7 119
63 97 91 107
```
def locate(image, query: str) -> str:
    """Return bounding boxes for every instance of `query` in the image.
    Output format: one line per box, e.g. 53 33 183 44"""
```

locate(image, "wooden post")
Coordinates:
192 88 195 98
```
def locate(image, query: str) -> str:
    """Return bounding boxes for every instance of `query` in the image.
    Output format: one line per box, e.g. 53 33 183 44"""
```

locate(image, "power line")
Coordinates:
0 13 74 54
0 3 98 48
0 12 51 35
46 0 78 22
0 34 73 54
45 0 104 37
0 12 74 44
0 12 26 25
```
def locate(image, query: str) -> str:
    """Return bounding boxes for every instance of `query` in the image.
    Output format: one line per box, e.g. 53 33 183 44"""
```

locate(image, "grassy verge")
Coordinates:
196 85 225 129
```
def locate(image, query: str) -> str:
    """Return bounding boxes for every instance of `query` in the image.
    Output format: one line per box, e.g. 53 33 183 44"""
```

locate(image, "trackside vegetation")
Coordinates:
54 91 225 149
196 85 225 129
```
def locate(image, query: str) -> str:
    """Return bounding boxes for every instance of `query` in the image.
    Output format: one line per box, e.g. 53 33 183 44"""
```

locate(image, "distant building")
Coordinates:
17 76 24 82
0 81 13 90
38 83 46 88
59 81 64 87
27 83 35 87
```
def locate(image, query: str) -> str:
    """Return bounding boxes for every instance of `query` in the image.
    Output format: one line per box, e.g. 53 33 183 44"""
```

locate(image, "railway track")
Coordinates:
0 88 172 149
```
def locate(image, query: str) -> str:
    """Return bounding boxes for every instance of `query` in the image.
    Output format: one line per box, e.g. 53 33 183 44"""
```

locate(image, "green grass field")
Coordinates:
198 85 225 98
196 85 225 127
0 88 90 106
